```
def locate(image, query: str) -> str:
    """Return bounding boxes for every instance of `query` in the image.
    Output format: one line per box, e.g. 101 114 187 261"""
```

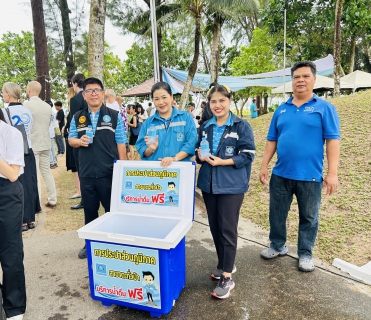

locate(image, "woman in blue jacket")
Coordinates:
136 82 197 166
196 84 255 299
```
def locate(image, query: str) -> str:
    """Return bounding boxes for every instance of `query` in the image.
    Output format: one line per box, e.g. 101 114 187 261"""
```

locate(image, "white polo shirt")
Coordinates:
0 121 24 178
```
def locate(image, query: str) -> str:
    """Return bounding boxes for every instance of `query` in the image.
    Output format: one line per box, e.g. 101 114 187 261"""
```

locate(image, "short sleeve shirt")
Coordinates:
267 94 340 181
0 121 25 177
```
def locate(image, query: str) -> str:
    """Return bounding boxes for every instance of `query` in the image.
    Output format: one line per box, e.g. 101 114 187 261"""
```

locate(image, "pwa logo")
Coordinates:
128 287 143 300
304 107 314 112
280 109 286 114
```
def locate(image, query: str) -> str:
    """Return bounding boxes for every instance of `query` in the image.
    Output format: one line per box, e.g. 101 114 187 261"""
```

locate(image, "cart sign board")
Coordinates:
122 168 181 207
91 241 161 309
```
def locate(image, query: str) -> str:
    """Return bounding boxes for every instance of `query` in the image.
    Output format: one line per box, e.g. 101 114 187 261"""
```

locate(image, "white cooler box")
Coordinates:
77 161 196 317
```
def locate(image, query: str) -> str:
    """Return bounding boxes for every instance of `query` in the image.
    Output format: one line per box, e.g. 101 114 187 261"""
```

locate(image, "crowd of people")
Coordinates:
0 60 340 319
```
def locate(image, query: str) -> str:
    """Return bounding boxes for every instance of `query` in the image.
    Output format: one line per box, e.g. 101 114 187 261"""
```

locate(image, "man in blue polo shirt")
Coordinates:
250 99 259 118
259 61 340 272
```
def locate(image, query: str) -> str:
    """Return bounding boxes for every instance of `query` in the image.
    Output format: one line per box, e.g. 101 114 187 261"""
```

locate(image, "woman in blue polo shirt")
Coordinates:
196 84 255 299
136 82 197 166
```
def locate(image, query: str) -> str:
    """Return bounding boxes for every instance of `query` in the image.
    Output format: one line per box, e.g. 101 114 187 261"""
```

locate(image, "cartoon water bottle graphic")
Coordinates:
147 125 157 144
86 125 94 144
200 136 210 158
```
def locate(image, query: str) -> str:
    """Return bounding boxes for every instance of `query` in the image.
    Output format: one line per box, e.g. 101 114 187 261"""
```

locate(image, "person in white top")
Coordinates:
2 82 40 232
0 111 27 320
136 103 148 122
104 89 121 111
45 100 59 169
187 102 200 130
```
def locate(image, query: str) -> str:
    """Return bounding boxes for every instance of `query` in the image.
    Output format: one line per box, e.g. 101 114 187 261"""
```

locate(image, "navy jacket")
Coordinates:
196 113 255 194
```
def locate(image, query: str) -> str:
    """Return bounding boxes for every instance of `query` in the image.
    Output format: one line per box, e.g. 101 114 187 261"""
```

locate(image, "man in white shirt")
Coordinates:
187 102 200 130
105 89 120 111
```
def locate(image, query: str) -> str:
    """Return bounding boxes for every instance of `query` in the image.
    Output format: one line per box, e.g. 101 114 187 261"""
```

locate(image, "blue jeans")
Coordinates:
55 134 65 154
269 174 322 258
49 138 57 165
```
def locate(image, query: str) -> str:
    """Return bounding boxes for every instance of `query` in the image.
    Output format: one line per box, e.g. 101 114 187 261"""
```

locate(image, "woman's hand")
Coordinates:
197 148 207 162
145 135 158 151
160 157 174 167
204 155 225 166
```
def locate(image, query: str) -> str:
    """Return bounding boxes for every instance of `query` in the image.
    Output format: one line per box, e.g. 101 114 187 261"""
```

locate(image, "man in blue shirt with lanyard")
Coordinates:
68 78 127 259
259 61 340 272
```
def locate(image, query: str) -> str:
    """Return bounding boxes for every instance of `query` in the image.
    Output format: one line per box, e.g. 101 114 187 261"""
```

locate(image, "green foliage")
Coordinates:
122 34 191 89
0 32 36 95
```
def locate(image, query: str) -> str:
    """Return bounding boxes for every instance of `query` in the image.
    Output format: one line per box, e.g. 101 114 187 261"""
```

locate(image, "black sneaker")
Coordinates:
78 247 87 259
211 275 235 299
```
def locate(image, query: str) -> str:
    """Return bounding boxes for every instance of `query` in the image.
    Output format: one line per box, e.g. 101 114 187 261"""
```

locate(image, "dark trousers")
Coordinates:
269 174 322 258
202 191 244 273
0 179 26 318
55 134 65 154
73 148 83 205
80 175 113 225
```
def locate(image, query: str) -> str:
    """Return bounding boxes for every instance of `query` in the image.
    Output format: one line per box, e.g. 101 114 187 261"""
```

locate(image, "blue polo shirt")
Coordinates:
136 107 197 161
267 94 340 182
250 103 258 118
205 112 234 155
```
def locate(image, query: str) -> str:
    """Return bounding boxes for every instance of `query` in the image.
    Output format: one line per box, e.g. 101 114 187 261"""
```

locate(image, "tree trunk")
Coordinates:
333 0 344 98
88 0 106 81
30 0 50 100
348 34 356 74
58 0 75 86
263 93 268 114
201 35 210 73
256 95 261 115
210 17 222 83
179 14 201 110
240 96 249 118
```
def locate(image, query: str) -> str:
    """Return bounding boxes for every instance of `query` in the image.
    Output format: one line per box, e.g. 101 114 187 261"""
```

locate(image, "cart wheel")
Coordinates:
149 311 162 318
101 301 112 307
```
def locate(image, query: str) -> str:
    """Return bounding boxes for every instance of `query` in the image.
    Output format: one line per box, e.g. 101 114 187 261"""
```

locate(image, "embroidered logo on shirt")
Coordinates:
280 109 286 114
79 116 86 123
177 132 184 142
225 146 235 157
103 115 111 122
304 107 314 112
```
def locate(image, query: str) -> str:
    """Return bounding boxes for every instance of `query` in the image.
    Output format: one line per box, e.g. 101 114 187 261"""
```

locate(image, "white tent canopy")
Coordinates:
340 70 371 90
272 75 354 94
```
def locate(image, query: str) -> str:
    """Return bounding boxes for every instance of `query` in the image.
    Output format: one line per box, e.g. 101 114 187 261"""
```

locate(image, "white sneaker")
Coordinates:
298 256 315 272
7 314 24 320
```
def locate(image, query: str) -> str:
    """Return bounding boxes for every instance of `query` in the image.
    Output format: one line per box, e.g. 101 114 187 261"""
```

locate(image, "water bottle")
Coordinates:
200 136 210 158
86 125 93 144
147 125 157 144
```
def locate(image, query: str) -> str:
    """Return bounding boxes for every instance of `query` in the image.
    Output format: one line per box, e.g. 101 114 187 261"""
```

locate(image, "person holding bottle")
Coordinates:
196 84 255 299
136 82 197 166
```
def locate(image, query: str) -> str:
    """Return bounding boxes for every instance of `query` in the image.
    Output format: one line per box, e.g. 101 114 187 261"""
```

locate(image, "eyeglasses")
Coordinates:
84 88 103 95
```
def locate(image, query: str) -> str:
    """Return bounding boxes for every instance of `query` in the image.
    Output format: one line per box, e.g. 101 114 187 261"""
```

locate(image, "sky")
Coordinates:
0 0 136 61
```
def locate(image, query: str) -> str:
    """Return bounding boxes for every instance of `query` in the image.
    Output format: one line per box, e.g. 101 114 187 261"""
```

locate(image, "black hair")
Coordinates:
209 82 218 89
151 81 172 98
54 100 62 107
168 182 176 187
71 73 86 88
135 103 144 115
291 61 316 77
83 77 104 91
142 271 155 280
188 102 195 107
253 99 256 102
201 101 206 106
207 85 232 102
0 109 5 122
45 100 53 107
148 102 152 106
